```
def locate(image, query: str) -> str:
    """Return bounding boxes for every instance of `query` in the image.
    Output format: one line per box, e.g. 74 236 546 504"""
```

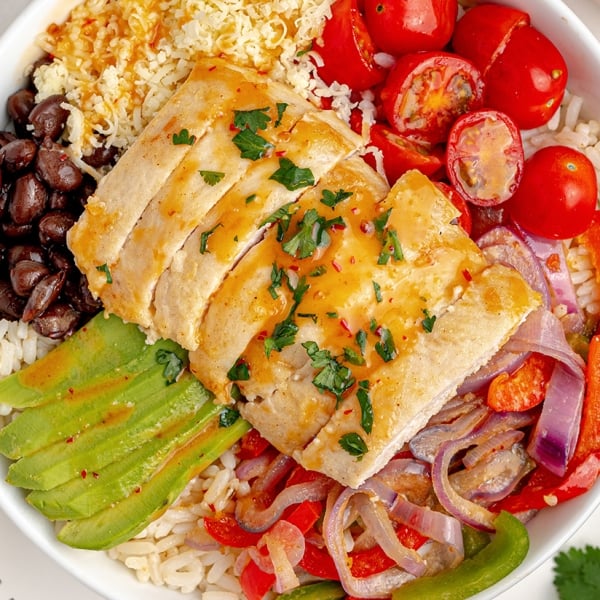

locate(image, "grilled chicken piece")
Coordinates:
68 58 541 488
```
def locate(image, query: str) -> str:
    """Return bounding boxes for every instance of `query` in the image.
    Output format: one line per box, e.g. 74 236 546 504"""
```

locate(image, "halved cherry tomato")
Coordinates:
380 51 484 145
314 0 387 91
364 0 458 56
451 3 529 75
446 109 524 207
507 145 597 240
365 123 444 184
203 513 263 548
435 181 472 235
486 352 555 413
484 25 568 130
240 558 275 600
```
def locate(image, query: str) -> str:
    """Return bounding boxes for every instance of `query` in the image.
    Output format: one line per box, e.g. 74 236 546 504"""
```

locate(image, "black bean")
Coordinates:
31 301 80 339
7 244 46 268
1 221 34 239
35 138 83 192
0 131 17 148
10 259 50 296
64 274 102 313
47 244 75 274
0 280 25 319
83 144 119 168
0 138 38 174
9 173 47 225
22 270 65 322
28 94 69 141
38 210 76 246
48 189 69 210
7 89 36 129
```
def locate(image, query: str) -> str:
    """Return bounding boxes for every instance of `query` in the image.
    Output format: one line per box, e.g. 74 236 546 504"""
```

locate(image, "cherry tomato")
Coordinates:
484 25 568 130
507 145 598 240
314 0 387 91
380 51 484 145
451 3 529 75
446 109 524 207
365 123 443 184
364 0 458 56
435 181 472 235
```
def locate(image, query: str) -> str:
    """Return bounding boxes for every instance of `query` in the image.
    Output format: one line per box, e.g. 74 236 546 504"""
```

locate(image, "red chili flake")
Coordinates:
360 220 374 234
229 123 239 131
349 256 356 264
340 318 353 336
343 409 353 415
289 264 300 272
134 486 142 494
374 325 383 337
546 253 561 272
257 330 268 341
66 436 74 444
208 65 217 71
276 150 287 157
351 207 359 215
208 503 216 513
81 470 87 479
462 268 473 282
332 259 342 272
331 222 346 231
92 472 100 479
68 387 74 395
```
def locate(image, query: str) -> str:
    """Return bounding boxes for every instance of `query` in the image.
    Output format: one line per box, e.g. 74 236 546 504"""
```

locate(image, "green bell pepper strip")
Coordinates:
392 511 529 600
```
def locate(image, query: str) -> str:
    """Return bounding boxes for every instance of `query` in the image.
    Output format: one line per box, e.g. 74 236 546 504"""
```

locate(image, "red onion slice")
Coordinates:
527 361 585 477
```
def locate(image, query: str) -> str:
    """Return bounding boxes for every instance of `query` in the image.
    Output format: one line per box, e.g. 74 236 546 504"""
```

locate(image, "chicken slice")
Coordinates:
151 110 361 350
221 170 540 484
68 58 257 296
98 80 311 329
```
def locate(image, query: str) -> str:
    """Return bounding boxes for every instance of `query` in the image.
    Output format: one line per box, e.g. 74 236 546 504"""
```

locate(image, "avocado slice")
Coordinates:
0 337 185 460
0 313 148 409
27 384 221 519
57 415 251 550
7 370 207 490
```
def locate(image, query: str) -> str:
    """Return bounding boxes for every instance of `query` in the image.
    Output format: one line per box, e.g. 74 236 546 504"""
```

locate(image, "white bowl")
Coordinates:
1 1 600 599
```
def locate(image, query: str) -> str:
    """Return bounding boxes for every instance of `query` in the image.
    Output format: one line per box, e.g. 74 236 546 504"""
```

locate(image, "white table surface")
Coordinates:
1 1 600 599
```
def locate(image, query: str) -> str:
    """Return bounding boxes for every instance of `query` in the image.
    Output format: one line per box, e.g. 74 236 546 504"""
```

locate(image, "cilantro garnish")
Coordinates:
344 346 365 366
268 263 286 299
232 128 274 160
339 432 368 460
553 545 600 599
172 128 196 145
282 209 344 259
377 229 404 265
245 194 257 204
155 349 184 385
269 157 315 191
373 208 392 235
95 263 112 284
199 223 223 254
321 188 353 209
233 107 271 132
356 329 367 355
219 406 241 428
199 170 225 186
227 358 250 381
260 202 297 241
373 280 382 303
375 326 397 362
357 380 373 434
302 340 355 403
275 102 288 127
422 308 437 333
309 265 327 277
296 42 313 57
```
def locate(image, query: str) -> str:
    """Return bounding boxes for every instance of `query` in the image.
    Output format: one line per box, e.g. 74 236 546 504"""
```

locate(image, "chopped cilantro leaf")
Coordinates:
233 106 271 132
269 157 315 191
373 280 382 303
302 341 355 402
260 202 297 241
219 406 241 428
321 188 353 208
296 42 312 57
172 128 196 145
232 128 274 160
357 380 373 434
310 265 327 277
95 263 112 284
375 326 397 362
199 170 225 186
378 229 404 265
199 222 223 254
339 432 368 460
373 208 392 235
282 209 344 259
155 349 184 385
264 318 299 357
245 194 257 204
422 309 437 333
268 263 286 299
275 102 288 127
356 329 367 355
227 358 250 381
344 346 365 366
